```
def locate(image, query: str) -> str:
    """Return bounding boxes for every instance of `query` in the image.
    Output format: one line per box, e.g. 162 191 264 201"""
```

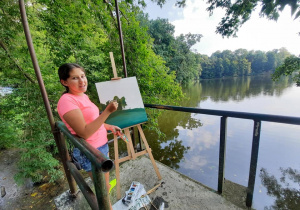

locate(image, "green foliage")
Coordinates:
117 3 183 103
0 83 63 184
272 55 300 86
148 0 300 37
142 0 186 8
146 18 202 83
1 0 183 184
206 0 300 37
200 48 291 79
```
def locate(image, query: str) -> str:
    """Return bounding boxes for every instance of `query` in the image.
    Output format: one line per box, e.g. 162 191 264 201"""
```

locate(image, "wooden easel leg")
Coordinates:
124 128 136 160
113 134 121 199
137 125 162 180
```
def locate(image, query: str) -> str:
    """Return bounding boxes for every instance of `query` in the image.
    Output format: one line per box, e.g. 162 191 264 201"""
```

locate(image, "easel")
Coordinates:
109 52 162 199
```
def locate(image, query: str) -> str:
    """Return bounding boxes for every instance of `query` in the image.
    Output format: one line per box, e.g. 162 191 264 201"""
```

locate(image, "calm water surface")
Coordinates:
144 74 300 209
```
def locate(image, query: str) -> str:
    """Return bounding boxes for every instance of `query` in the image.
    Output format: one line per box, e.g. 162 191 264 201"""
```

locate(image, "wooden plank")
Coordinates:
124 128 136 160
118 156 132 163
109 52 121 80
134 150 148 157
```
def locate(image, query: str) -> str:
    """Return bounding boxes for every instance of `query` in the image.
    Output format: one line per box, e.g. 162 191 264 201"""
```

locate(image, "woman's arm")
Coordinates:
63 102 118 139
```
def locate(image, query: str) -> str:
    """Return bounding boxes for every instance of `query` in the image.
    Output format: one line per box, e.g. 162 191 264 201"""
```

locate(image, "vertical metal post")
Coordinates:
66 161 98 210
19 0 55 131
53 129 77 194
92 165 110 210
19 0 78 195
218 116 227 193
114 0 127 78
246 120 261 207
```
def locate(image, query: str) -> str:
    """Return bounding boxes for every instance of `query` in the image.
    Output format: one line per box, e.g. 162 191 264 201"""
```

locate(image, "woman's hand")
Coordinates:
106 101 118 113
105 124 123 136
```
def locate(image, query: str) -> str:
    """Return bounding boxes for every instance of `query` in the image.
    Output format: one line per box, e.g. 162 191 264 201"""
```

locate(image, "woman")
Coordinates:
57 63 120 201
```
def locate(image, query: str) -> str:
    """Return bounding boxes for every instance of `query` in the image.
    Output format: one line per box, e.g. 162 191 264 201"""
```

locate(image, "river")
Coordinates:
144 74 300 209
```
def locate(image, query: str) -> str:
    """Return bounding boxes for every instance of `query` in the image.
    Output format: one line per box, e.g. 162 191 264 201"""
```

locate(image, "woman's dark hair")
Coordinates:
58 63 85 94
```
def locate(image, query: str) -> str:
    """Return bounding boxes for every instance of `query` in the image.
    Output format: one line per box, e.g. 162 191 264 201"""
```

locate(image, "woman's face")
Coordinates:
61 68 88 95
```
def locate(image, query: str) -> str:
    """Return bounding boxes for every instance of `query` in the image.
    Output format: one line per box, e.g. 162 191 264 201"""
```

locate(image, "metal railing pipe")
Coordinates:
144 103 300 208
114 0 127 78
92 164 111 210
66 161 99 210
56 121 114 172
19 0 55 131
144 104 300 125
53 129 77 194
246 120 262 207
218 116 227 194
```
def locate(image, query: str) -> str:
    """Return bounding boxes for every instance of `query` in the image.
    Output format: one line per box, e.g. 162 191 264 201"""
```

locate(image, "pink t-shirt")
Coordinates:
57 93 107 148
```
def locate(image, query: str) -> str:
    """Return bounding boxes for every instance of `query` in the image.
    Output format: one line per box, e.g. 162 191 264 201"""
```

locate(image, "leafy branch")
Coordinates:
0 40 36 84
272 55 300 86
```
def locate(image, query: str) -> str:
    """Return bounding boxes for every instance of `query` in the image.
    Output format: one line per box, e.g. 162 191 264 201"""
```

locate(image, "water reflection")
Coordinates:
199 74 294 103
145 111 200 169
144 74 300 209
260 167 300 209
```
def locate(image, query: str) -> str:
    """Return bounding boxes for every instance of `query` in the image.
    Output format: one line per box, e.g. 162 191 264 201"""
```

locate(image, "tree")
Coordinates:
148 18 175 56
1 0 63 183
265 51 277 71
144 0 187 8
199 54 215 79
238 58 251 76
145 1 300 37
272 56 300 86
206 0 300 37
147 18 202 82
250 50 268 74
1 0 183 184
200 49 288 79
144 1 300 84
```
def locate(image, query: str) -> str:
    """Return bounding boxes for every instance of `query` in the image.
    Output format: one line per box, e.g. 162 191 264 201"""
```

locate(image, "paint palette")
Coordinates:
122 181 143 206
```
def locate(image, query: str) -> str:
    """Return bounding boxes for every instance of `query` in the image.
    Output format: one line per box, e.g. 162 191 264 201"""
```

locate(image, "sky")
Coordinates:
143 0 300 56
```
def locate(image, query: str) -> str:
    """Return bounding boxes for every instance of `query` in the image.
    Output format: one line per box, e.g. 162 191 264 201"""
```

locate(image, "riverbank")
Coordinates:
0 149 69 210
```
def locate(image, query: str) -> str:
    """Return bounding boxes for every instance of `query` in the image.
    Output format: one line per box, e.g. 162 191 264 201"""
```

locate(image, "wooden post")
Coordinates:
109 52 122 80
124 128 136 160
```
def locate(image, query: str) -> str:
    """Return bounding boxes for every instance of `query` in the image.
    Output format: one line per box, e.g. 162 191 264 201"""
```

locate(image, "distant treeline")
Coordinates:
146 18 292 82
199 48 291 79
